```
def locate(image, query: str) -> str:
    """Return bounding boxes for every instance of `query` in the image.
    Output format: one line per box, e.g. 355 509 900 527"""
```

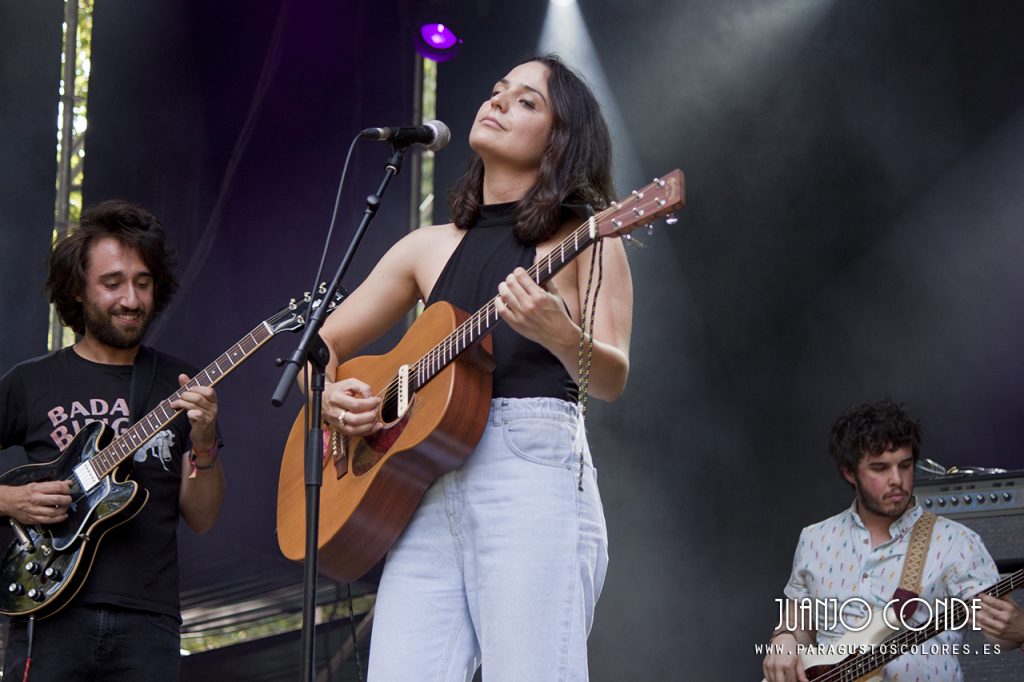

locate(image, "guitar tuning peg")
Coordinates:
665 213 678 225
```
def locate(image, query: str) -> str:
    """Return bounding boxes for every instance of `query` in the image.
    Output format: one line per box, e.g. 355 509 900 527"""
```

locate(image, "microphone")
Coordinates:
360 119 451 152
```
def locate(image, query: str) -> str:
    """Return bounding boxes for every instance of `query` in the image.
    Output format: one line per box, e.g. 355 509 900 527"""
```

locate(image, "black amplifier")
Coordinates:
915 470 1023 570
916 470 1022 517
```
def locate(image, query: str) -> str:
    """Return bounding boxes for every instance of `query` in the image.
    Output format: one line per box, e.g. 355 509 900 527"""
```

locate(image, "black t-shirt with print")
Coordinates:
0 346 196 619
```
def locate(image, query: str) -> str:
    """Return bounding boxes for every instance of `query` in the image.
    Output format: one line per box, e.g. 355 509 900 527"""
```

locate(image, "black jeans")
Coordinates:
4 605 181 681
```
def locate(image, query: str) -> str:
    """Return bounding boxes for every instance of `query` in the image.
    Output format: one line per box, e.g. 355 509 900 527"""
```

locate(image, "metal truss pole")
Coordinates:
51 0 80 350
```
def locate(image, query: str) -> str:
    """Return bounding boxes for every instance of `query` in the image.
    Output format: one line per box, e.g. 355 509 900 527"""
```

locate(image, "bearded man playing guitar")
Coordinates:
315 55 631 681
0 201 224 681
763 400 1024 682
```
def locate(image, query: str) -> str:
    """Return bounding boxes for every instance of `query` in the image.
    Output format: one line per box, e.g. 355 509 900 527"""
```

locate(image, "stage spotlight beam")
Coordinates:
538 1 644 193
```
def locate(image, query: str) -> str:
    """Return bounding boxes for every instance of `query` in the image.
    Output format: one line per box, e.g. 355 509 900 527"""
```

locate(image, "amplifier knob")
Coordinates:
963 495 972 504
924 498 933 508
937 498 946 507
991 493 998 502
1004 492 1013 501
977 494 985 504
950 497 960 506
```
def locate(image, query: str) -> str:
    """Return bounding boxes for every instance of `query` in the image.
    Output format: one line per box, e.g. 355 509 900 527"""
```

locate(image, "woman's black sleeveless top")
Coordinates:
427 202 577 401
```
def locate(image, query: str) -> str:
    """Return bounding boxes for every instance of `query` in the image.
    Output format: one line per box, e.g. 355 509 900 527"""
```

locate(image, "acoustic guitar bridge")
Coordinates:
397 364 410 418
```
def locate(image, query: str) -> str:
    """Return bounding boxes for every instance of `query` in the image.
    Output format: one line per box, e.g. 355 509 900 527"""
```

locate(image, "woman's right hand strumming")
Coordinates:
322 377 383 438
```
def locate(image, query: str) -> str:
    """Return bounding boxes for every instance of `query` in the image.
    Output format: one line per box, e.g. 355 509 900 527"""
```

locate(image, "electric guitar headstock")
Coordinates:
266 283 346 335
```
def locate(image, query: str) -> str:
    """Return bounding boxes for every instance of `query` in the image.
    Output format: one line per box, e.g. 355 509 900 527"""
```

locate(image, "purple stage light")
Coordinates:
416 23 462 62
420 23 457 49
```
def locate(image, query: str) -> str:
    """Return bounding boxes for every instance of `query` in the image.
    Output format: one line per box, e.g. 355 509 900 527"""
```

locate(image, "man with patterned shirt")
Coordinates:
763 400 1024 682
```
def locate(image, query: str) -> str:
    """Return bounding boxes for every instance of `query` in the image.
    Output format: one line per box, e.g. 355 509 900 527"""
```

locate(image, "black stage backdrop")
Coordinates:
78 6 415 678
0 1 63 372
3 0 1024 680
81 0 415 559
81 2 416 674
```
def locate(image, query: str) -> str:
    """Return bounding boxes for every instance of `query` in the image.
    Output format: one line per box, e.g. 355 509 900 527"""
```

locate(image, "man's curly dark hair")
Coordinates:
46 200 179 335
828 399 921 486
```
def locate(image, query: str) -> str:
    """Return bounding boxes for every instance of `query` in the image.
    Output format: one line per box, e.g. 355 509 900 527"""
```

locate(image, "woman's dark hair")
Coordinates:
448 54 615 244
828 399 921 486
46 199 179 335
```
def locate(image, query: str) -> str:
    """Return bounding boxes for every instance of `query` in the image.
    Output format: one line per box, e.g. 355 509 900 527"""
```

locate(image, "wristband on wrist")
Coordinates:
188 442 219 478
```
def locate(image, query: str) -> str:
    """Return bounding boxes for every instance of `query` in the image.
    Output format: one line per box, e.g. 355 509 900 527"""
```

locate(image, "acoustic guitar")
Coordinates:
276 170 685 582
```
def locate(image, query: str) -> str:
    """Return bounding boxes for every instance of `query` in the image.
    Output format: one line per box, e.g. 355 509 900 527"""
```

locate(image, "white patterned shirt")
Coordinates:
784 499 998 681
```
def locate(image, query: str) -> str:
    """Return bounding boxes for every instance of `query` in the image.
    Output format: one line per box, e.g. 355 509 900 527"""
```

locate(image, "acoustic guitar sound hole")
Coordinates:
380 378 400 423
351 379 412 476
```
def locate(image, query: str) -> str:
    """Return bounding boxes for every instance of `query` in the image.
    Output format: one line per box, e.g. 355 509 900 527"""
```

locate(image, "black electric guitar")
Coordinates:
0 286 342 618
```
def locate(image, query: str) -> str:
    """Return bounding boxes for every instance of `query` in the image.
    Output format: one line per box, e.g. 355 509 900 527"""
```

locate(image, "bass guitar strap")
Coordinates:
893 510 937 620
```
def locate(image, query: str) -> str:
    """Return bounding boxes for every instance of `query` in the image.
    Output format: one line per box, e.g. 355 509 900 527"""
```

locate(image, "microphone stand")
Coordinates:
271 144 409 682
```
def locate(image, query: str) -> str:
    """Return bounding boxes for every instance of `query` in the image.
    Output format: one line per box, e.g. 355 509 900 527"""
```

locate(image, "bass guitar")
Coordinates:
762 568 1024 682
0 286 342 618
276 170 685 582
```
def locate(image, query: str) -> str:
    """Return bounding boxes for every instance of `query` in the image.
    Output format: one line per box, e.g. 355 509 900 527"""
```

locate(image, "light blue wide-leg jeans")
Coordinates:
367 397 609 682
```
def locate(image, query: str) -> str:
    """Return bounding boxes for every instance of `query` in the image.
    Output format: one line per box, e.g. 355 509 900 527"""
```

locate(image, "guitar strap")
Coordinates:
128 345 158 426
572 204 599 492
893 510 937 620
